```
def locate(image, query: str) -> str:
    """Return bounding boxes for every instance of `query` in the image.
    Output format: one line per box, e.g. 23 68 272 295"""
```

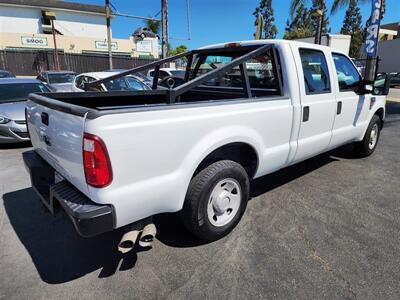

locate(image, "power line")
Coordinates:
112 12 160 22
109 0 160 21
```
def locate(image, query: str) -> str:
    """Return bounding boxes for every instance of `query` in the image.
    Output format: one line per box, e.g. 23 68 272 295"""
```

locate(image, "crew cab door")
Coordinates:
329 53 369 147
292 47 337 162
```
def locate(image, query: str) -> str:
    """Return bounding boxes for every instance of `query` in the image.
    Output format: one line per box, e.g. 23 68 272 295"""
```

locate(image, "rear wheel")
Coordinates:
181 160 249 242
353 115 382 157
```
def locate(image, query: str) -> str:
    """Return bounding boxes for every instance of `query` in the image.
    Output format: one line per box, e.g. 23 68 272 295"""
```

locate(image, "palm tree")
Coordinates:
290 0 326 44
145 19 161 35
331 0 368 15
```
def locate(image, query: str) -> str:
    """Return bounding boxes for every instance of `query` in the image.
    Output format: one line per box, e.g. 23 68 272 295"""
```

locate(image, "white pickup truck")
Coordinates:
23 40 388 242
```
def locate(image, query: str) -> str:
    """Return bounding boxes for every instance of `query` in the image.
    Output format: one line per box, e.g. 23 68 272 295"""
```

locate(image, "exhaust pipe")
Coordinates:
118 230 140 253
139 223 157 248
117 217 157 253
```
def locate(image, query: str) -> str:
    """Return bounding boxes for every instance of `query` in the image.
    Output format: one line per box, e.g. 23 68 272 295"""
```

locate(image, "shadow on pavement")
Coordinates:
384 101 400 128
0 142 31 150
3 188 149 284
157 147 351 247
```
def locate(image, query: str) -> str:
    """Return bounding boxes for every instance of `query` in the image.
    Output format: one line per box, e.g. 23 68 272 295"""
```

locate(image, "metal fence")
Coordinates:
0 49 155 76
352 57 382 82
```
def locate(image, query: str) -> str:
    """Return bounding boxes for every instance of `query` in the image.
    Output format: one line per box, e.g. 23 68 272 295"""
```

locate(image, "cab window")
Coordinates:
192 49 280 97
332 53 361 91
299 49 331 94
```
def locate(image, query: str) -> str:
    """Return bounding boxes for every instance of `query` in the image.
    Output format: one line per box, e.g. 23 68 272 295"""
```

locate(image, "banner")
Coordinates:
363 0 382 57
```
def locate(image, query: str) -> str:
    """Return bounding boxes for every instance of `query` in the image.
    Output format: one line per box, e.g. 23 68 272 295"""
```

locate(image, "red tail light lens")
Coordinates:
83 133 113 188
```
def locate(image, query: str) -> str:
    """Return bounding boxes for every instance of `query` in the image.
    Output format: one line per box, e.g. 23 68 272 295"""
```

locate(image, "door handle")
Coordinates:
41 112 49 125
337 101 342 115
303 106 310 122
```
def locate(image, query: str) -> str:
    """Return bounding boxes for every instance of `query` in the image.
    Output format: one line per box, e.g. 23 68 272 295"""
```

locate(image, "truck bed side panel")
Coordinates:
84 98 293 227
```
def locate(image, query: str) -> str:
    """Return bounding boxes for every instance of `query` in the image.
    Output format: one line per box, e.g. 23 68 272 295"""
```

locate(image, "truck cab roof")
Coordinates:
199 39 348 56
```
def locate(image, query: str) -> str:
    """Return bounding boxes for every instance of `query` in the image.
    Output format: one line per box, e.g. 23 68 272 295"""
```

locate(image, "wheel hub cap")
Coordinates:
369 124 378 150
213 192 230 215
207 178 242 227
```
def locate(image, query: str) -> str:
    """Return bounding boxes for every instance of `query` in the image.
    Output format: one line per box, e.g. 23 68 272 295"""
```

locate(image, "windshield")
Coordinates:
47 73 76 84
0 83 49 103
103 77 149 91
170 70 185 77
125 77 149 90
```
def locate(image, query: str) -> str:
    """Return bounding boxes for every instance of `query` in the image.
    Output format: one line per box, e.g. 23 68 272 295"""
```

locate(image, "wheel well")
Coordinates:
375 108 384 128
193 143 259 179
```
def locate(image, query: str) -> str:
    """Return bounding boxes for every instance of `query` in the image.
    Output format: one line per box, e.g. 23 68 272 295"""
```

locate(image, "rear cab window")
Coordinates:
191 47 281 98
299 49 331 94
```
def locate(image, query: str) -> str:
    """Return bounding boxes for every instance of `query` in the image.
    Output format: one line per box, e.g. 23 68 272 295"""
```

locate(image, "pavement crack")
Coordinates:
298 225 357 300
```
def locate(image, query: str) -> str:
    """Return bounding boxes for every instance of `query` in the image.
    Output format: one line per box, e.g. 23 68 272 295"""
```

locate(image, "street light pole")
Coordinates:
105 0 113 69
161 0 169 58
313 0 325 45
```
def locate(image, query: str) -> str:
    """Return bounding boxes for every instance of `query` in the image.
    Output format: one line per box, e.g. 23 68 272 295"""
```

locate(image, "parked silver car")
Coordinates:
36 70 76 92
0 78 49 143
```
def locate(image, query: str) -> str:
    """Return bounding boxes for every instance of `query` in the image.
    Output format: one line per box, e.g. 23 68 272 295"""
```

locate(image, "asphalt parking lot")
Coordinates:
1 101 400 299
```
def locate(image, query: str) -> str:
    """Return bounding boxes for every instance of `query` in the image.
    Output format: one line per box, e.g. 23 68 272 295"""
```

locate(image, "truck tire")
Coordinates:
353 115 382 157
181 160 250 242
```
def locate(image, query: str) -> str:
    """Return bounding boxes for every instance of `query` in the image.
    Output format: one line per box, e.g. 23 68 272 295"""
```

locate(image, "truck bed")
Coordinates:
30 86 279 117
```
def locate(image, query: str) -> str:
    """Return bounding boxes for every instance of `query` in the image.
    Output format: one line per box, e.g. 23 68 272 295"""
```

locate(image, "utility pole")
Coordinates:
105 0 113 69
45 11 60 71
50 19 60 71
161 0 169 58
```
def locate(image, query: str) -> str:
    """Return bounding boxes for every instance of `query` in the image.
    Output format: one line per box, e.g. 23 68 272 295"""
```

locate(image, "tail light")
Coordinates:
83 133 113 188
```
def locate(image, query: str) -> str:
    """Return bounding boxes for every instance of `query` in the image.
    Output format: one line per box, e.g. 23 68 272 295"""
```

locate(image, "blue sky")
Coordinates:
71 0 399 49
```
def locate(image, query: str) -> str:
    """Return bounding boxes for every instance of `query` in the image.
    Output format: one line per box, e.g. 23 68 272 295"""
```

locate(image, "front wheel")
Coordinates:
181 160 250 242
353 115 382 157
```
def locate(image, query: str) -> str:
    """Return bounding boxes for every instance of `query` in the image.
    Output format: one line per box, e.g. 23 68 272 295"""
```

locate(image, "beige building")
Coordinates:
0 0 159 59
379 22 399 41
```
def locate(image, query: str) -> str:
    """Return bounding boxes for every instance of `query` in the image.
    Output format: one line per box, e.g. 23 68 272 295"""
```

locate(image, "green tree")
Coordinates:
331 0 385 57
145 19 161 35
284 2 313 39
340 0 363 57
169 44 188 56
253 0 278 39
289 0 328 42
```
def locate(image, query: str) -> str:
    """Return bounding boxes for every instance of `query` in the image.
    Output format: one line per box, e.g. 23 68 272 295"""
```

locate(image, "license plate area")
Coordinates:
30 165 56 212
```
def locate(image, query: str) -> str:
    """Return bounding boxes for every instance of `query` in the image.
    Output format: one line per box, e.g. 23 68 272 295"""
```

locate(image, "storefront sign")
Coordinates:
21 36 48 46
364 0 383 57
95 41 118 50
136 40 153 53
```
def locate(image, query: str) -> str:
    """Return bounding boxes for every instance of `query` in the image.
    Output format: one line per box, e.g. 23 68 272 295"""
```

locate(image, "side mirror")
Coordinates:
355 82 373 95
372 73 391 96
344 80 373 95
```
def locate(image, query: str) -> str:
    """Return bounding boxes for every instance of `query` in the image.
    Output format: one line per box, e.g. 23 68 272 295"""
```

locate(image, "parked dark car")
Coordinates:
0 70 16 78
389 72 400 88
37 70 76 92
132 27 159 39
0 78 50 143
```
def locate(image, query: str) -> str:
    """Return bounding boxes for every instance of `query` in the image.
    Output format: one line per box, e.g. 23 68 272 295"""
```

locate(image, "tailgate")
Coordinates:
26 98 89 196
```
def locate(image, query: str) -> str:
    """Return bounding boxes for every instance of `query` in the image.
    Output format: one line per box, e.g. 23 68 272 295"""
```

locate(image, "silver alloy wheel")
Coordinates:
369 123 379 150
207 178 242 227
